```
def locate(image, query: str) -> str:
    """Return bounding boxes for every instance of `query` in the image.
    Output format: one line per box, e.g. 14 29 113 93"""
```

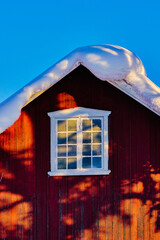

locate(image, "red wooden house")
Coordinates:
0 45 160 240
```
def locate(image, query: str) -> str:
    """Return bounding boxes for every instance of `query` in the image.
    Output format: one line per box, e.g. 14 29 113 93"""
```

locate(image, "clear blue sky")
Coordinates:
0 0 160 103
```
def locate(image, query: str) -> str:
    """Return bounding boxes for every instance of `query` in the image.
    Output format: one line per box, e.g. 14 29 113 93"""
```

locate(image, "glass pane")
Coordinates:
82 132 91 143
58 145 66 156
93 132 101 143
57 120 66 132
82 144 91 156
68 132 77 144
82 157 91 168
68 120 77 131
68 158 77 169
57 158 66 169
58 133 66 144
82 119 92 131
92 144 101 155
93 157 102 168
68 145 77 156
92 119 101 131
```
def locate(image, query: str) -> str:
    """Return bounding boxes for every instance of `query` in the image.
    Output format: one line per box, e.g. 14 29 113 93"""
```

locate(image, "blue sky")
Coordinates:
0 0 160 103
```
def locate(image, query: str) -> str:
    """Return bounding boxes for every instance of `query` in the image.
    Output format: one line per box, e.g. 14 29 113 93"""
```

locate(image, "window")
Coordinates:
48 107 111 176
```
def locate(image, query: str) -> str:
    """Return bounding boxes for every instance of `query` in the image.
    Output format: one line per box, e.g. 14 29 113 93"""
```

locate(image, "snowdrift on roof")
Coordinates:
0 44 160 133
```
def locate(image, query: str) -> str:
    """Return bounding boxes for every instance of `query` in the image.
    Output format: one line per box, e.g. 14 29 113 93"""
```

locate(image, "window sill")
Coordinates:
48 169 111 176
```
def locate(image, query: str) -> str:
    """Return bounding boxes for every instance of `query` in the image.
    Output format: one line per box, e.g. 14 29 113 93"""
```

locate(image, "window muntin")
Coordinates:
81 118 102 169
56 117 103 171
48 107 111 176
57 119 78 170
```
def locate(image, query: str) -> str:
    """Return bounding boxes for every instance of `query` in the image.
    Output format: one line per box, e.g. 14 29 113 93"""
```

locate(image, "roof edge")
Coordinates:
0 44 160 134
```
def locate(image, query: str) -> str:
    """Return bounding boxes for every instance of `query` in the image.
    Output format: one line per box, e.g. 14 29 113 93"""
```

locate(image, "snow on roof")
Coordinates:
0 44 160 133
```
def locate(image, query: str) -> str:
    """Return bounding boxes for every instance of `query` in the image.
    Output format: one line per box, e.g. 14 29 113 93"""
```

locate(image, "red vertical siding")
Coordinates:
0 110 35 239
0 65 160 239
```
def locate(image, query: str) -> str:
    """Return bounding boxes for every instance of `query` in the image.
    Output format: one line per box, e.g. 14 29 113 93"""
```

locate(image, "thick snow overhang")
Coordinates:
0 44 160 134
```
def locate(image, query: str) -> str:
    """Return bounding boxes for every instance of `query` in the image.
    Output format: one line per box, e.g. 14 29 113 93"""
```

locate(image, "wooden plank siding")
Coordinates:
0 65 160 239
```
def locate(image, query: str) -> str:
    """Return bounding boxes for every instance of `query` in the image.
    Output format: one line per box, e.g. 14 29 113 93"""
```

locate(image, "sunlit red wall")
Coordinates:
0 110 35 239
0 65 160 240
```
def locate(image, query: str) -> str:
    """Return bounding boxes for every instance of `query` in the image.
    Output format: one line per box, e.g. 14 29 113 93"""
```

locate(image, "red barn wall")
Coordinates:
0 65 160 240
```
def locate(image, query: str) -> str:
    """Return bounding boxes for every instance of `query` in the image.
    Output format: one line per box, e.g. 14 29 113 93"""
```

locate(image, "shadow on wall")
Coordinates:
48 161 160 240
50 91 160 239
0 91 160 240
0 112 35 239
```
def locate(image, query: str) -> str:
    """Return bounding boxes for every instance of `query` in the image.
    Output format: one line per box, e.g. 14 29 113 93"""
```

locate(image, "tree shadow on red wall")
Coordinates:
1 65 160 239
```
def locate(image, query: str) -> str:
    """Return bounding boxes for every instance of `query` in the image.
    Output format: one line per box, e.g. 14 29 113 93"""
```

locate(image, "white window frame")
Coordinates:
47 107 111 176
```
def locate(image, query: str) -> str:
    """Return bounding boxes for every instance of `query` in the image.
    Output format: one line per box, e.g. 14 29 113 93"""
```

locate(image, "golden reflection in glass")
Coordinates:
68 120 77 131
57 120 66 132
